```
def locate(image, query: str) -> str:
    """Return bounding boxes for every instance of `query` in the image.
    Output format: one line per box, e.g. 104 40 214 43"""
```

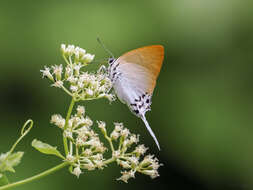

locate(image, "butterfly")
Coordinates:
107 45 164 150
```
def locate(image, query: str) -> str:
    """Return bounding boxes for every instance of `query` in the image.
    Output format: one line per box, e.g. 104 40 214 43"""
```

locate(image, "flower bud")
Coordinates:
77 105 85 116
40 67 54 81
97 121 106 135
60 44 66 54
81 53 95 64
110 130 120 140
72 166 82 178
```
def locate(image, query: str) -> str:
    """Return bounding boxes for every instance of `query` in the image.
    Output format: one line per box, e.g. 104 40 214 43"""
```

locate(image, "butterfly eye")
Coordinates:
108 58 115 64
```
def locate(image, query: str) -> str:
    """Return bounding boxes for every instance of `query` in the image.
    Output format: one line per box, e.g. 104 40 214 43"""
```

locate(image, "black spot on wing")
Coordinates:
134 109 139 114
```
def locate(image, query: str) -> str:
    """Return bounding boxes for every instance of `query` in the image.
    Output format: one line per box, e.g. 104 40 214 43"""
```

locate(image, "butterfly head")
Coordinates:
108 57 116 65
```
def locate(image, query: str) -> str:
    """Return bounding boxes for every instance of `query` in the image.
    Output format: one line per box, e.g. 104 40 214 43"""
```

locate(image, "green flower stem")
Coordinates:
103 157 116 165
0 162 69 190
104 135 115 152
61 85 74 97
63 98 75 156
62 55 69 65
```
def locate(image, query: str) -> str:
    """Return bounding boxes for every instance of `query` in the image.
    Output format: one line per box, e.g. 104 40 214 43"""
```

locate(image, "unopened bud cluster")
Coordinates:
40 44 115 102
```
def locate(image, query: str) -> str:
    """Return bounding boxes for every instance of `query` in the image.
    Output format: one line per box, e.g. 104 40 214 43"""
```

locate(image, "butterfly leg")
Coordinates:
97 65 108 73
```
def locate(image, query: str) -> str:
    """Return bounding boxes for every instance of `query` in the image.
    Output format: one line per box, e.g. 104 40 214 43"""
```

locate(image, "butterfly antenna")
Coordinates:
141 114 161 150
97 37 115 59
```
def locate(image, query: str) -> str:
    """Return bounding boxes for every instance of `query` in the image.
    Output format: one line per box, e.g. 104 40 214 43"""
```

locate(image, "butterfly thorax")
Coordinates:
108 58 121 84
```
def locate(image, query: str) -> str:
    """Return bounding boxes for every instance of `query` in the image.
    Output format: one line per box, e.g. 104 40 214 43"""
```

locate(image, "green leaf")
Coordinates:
0 152 24 173
0 173 9 186
6 152 23 172
31 139 64 159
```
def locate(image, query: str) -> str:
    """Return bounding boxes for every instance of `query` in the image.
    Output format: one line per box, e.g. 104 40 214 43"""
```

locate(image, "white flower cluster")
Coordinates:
61 44 95 65
51 105 107 177
40 44 115 102
51 105 162 182
98 122 162 183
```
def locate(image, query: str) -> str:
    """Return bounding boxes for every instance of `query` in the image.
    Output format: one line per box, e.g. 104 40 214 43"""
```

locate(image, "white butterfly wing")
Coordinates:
113 45 164 106
113 64 162 150
117 63 153 96
110 45 164 150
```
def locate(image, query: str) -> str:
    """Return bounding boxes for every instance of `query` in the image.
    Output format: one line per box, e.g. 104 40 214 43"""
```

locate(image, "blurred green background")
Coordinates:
1 0 253 189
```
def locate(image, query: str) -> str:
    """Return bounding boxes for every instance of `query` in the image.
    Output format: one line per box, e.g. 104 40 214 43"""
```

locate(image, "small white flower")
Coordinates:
83 116 93 127
74 47 80 60
51 114 61 123
121 128 130 138
61 44 66 54
90 80 99 89
72 166 82 178
114 123 123 132
117 170 135 183
70 85 78 92
76 137 86 146
129 134 139 144
86 138 101 148
67 76 78 84
86 88 94 96
94 160 104 169
74 63 82 76
66 44 75 55
64 130 73 139
118 160 131 169
92 153 103 160
51 114 65 128
83 162 95 171
134 144 148 155
97 121 106 134
98 86 106 92
141 169 159 179
77 105 85 116
128 156 139 166
113 150 121 158
81 53 95 63
141 155 153 165
77 80 84 88
66 154 75 163
95 145 107 153
52 64 63 81
140 155 160 170
65 65 73 79
79 73 90 83
83 149 92 156
79 48 86 56
40 66 54 81
151 161 162 170
110 130 120 140
51 80 63 88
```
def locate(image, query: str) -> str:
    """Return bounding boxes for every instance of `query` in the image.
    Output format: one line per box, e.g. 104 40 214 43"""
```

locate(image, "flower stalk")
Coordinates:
0 162 69 190
63 98 75 156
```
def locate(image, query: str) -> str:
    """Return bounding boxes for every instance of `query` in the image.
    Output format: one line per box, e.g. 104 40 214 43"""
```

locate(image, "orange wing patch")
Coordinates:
118 45 164 93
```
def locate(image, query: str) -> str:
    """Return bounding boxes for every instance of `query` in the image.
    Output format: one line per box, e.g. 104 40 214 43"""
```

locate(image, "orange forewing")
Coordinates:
118 45 164 93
